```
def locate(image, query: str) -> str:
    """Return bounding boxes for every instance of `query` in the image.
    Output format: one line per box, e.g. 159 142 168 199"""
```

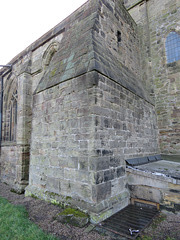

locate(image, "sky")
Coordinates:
0 0 87 66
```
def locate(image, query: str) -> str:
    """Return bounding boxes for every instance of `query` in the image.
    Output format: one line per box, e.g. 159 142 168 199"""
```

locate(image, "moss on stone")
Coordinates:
56 207 89 227
65 196 72 201
46 191 59 197
58 208 87 218
30 194 39 199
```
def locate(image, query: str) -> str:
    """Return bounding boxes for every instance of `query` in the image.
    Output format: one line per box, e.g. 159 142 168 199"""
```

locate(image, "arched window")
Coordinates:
9 90 17 141
2 77 17 142
165 31 180 64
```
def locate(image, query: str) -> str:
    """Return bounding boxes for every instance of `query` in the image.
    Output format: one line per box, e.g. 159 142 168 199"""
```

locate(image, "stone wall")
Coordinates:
0 145 18 186
29 72 97 201
0 53 32 191
95 73 158 160
149 0 180 157
0 0 159 222
127 0 180 157
0 145 30 191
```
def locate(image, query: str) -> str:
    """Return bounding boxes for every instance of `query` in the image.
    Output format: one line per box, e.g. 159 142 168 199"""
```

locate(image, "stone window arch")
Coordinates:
2 77 18 142
165 31 180 64
42 42 60 67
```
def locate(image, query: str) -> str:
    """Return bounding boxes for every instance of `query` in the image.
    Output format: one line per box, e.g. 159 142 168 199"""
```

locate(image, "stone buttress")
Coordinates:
25 0 158 223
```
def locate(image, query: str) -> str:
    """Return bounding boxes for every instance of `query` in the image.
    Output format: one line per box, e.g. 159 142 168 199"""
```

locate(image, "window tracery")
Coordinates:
2 78 17 142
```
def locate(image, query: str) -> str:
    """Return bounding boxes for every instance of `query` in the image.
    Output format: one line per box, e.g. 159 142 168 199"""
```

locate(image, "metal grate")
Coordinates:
98 204 159 239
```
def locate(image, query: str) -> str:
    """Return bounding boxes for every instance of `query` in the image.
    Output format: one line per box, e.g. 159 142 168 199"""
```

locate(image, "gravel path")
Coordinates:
0 182 180 240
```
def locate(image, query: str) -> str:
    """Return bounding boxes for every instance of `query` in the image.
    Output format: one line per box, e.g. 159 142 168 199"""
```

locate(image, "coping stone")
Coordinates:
148 155 156 162
126 157 149 166
155 155 162 160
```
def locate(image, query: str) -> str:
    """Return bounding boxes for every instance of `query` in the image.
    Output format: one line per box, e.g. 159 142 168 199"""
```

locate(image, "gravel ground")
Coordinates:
0 182 180 240
138 211 180 240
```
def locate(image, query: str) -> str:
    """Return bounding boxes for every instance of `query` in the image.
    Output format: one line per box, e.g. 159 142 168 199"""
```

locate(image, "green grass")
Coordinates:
0 196 58 240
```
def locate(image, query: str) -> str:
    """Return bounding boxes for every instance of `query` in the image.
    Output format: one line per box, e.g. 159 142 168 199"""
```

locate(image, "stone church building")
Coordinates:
0 0 179 222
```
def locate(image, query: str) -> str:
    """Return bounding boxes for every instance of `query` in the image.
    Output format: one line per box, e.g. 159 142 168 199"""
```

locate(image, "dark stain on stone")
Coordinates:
96 149 101 155
102 150 113 156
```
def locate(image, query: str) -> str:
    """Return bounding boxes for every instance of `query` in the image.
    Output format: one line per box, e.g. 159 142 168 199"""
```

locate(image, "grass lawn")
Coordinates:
0 196 58 240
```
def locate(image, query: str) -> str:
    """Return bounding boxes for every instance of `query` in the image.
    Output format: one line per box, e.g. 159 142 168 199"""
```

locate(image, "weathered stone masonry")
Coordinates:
125 0 180 159
0 57 32 192
0 0 179 223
